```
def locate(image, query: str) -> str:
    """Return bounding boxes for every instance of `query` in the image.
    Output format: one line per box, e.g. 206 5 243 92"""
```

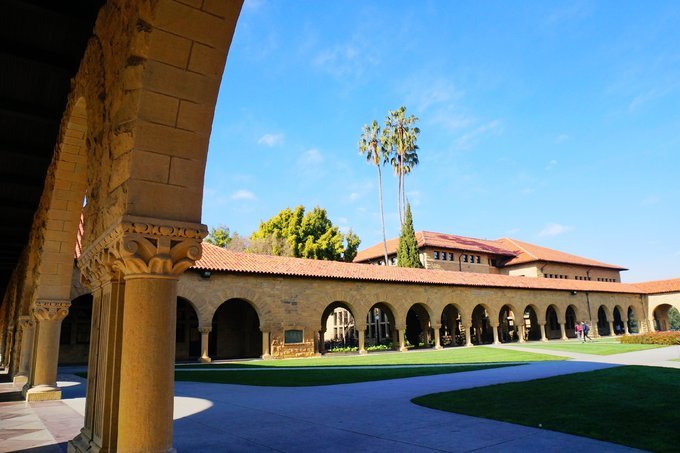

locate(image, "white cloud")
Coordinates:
230 189 256 201
545 160 558 171
298 148 324 167
538 223 574 237
257 133 283 147
555 133 569 143
349 192 362 201
312 43 378 79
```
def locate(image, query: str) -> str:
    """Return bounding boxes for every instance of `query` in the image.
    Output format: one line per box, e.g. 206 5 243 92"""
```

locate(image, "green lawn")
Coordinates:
511 338 663 355
413 366 680 452
176 346 566 369
173 347 565 386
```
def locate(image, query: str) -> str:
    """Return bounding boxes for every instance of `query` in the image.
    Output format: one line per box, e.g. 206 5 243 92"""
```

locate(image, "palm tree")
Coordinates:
359 120 389 264
382 106 420 225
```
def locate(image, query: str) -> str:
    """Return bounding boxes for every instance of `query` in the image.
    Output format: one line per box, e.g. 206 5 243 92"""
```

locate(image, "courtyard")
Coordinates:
2 342 678 452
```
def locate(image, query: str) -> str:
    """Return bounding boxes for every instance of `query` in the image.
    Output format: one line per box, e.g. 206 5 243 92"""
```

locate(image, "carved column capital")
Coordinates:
33 300 71 322
198 327 212 334
78 215 208 283
18 315 35 331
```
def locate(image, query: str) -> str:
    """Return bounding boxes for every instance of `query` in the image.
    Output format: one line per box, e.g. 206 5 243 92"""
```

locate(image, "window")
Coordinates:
391 257 397 265
434 251 439 260
462 254 468 263
490 259 497 267
441 251 446 261
284 330 303 344
476 255 481 264
448 253 454 261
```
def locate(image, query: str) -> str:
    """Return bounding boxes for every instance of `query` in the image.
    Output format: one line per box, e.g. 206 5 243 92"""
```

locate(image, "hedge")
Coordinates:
619 331 680 346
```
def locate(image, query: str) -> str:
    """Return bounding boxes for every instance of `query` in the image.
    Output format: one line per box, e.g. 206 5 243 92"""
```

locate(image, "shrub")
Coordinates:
619 331 680 346
366 344 391 351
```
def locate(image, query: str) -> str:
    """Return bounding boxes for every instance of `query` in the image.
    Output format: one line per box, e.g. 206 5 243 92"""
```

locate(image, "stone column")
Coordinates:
560 323 568 340
463 323 473 347
397 326 407 352
518 323 526 343
433 324 442 349
539 323 548 342
25 299 70 401
13 316 35 386
590 321 599 338
261 330 272 359
318 330 326 354
357 328 367 355
491 323 500 344
4 324 14 369
199 327 212 363
609 320 616 336
623 319 630 335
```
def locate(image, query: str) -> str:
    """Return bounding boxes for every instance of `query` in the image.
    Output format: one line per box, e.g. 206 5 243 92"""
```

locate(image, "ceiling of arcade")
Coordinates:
0 0 105 298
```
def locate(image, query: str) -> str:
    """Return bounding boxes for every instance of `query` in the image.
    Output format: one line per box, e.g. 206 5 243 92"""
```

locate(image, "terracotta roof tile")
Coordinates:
196 243 644 294
633 278 680 295
496 238 628 271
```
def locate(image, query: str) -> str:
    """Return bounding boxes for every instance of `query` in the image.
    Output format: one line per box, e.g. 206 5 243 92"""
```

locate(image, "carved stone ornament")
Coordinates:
18 315 35 331
33 300 71 322
78 215 208 284
198 327 212 334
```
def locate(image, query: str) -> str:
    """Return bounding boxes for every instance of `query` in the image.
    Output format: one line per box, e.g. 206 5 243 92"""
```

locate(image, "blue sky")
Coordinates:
202 0 680 282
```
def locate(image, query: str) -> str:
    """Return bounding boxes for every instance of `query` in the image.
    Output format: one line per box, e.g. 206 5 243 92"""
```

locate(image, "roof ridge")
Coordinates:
500 237 539 260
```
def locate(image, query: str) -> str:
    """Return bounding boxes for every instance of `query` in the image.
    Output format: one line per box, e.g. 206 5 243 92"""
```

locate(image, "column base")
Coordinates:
199 356 212 363
399 346 408 352
68 430 96 453
25 385 62 401
260 354 273 360
358 349 367 355
12 374 28 386
433 345 443 350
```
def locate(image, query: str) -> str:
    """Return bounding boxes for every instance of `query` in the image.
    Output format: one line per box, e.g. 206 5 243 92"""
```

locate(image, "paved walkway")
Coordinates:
3 344 678 452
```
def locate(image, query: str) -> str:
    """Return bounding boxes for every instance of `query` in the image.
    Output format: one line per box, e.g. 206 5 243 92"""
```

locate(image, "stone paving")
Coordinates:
2 344 678 452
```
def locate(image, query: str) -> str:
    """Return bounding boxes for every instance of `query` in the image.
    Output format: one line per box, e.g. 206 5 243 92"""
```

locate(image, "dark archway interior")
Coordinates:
406 304 431 348
441 305 463 346
176 297 200 361
213 299 261 359
59 293 92 364
472 305 493 344
498 305 517 343
566 306 577 338
524 307 540 341
627 307 639 334
597 306 610 336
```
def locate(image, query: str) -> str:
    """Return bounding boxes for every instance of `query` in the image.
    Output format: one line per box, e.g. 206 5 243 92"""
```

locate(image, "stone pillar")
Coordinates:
609 321 616 336
25 300 70 401
318 330 326 354
397 326 407 352
463 323 472 347
560 323 568 340
13 316 35 386
261 330 272 359
518 323 526 343
491 323 500 344
539 323 547 342
590 321 599 338
199 327 212 363
357 328 367 355
4 324 14 369
433 324 442 349
623 319 630 335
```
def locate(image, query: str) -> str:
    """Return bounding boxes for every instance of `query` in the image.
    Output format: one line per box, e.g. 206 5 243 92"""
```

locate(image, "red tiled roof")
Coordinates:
353 231 516 263
195 243 645 294
496 238 627 271
633 278 680 295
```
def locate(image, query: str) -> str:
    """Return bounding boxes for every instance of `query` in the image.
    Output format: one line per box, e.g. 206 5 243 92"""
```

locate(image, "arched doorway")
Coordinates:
59 294 92 364
545 305 560 340
176 297 200 361
612 307 625 335
597 306 610 336
366 303 394 349
523 305 541 341
441 304 464 346
213 299 262 359
653 304 673 331
627 307 639 334
565 305 577 339
321 302 356 352
406 303 432 348
498 305 518 343
471 304 493 345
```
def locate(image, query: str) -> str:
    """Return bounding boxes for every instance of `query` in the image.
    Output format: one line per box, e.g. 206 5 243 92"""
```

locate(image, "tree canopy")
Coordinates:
205 226 232 248
396 202 423 268
250 206 360 262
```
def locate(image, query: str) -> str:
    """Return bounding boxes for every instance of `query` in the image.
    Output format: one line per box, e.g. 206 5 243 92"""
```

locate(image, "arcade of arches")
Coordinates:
0 1 679 453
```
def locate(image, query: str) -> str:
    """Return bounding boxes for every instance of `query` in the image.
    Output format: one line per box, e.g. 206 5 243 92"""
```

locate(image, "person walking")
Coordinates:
575 322 582 341
582 321 592 342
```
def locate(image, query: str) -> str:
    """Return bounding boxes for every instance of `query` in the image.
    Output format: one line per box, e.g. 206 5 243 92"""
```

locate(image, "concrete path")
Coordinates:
4 344 678 452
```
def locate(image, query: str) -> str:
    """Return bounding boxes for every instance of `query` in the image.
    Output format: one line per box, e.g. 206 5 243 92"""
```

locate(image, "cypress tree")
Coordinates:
397 202 423 268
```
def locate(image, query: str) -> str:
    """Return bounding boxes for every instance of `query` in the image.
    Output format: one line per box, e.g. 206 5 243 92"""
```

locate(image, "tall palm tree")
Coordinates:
359 120 389 264
382 106 420 225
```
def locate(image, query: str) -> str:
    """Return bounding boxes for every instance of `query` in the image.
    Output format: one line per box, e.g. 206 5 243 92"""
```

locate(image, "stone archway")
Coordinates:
406 303 433 348
627 306 640 334
59 293 93 364
653 304 674 332
471 304 493 345
176 297 200 361
441 304 464 347
365 303 394 349
597 306 611 336
320 302 357 353
212 298 262 359
565 305 578 339
523 305 541 341
498 305 519 343
612 306 625 335
545 305 561 340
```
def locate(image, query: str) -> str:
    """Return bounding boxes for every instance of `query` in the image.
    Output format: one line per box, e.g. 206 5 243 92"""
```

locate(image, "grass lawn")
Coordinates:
413 365 680 452
173 347 565 386
511 338 663 355
176 346 566 369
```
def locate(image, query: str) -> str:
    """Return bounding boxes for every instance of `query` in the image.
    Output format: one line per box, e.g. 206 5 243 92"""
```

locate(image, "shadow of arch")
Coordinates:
212 298 261 359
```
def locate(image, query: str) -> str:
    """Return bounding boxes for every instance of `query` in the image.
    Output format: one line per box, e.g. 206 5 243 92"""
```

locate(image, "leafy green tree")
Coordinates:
382 106 420 225
669 307 680 330
396 202 422 268
343 229 361 262
205 226 232 248
250 206 360 261
359 120 389 264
